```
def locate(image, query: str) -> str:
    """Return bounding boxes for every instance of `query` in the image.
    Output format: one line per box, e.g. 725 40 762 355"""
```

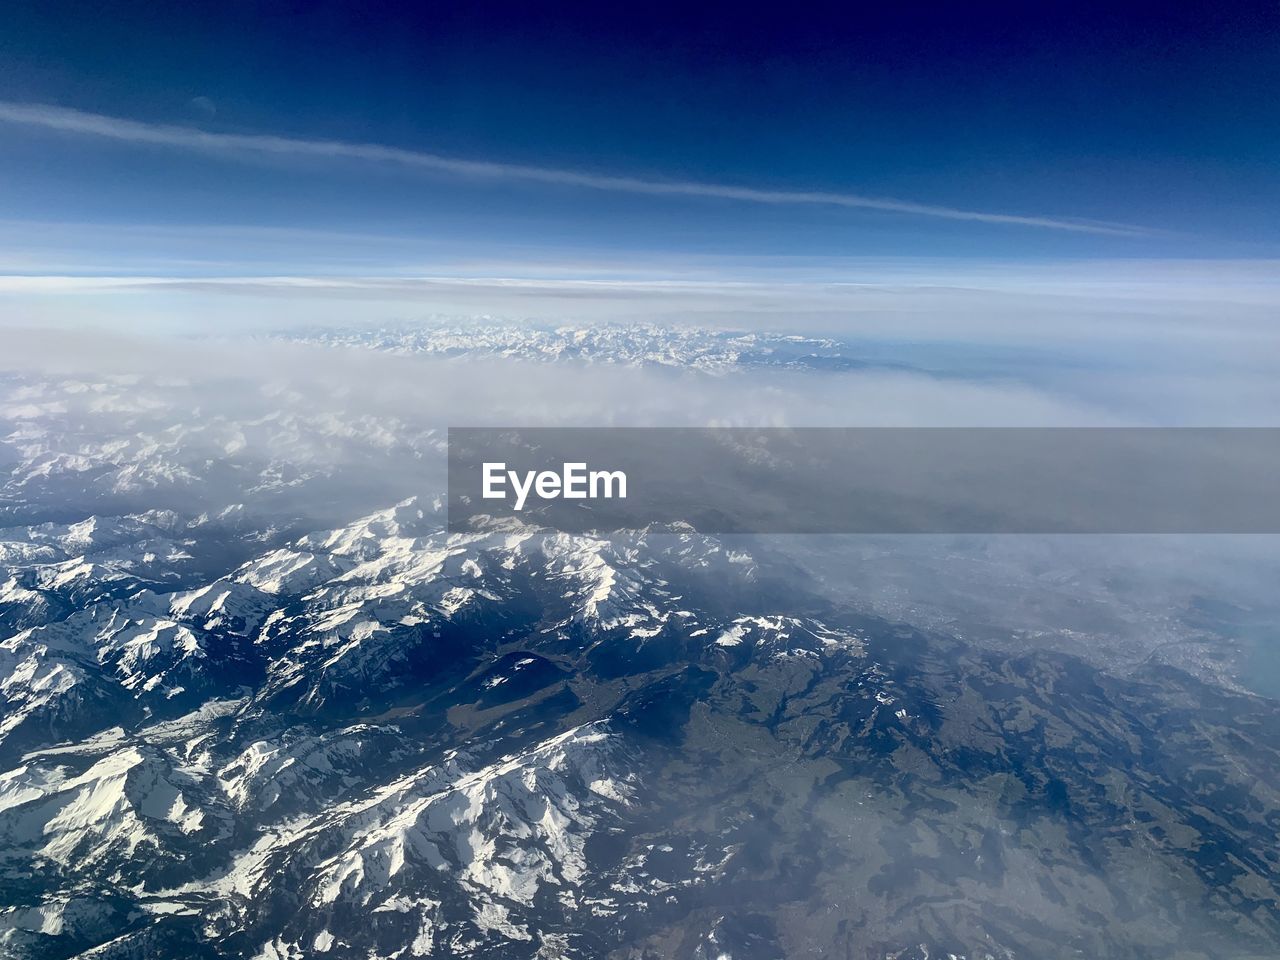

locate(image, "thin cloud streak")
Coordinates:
0 101 1154 237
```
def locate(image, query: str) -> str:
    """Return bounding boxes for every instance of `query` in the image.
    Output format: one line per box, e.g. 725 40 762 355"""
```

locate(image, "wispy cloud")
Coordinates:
0 101 1155 237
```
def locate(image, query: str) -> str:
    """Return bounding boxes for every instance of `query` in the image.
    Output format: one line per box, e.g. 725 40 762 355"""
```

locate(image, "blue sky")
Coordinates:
1 0 1278 276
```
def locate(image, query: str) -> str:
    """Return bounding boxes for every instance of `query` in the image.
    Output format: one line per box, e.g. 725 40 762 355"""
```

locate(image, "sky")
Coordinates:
0 2 1279 432
1 0 1278 280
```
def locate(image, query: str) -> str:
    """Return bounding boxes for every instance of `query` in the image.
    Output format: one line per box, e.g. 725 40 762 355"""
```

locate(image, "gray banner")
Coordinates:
447 428 1280 534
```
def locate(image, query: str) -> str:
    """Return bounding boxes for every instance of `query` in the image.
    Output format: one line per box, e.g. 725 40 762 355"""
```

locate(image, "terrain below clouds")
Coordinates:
0 323 1278 959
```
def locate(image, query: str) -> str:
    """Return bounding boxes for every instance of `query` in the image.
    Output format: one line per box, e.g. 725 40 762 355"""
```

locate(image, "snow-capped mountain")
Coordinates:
2 490 1277 959
2 336 1279 959
266 323 895 374
0 490 876 958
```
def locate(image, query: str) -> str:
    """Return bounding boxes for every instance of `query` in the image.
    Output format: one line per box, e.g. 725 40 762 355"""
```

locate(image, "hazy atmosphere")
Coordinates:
2 3 1279 959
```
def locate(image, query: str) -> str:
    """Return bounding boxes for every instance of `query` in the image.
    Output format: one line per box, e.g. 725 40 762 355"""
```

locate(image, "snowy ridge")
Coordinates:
0 492 806 956
270 322 866 375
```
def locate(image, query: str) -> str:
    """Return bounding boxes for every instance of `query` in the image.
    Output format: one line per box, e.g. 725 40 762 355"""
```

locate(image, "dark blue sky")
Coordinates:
1 0 1277 271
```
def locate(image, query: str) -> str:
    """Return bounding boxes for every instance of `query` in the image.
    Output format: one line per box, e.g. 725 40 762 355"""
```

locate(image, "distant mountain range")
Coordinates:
266 323 912 374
